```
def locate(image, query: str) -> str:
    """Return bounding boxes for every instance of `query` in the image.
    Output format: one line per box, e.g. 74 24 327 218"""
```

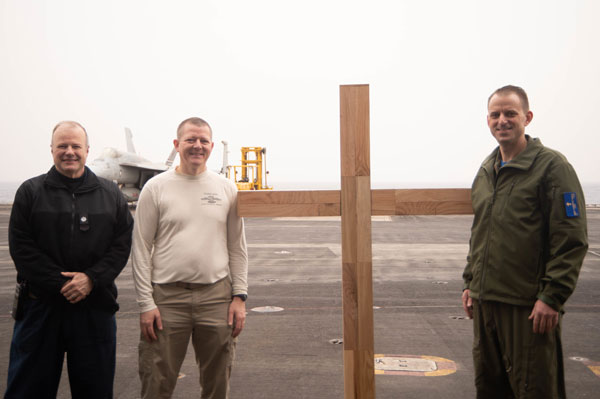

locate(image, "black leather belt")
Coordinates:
161 281 211 290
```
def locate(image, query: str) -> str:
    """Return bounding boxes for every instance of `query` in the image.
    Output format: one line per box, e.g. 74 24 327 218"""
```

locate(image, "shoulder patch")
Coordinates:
563 192 580 218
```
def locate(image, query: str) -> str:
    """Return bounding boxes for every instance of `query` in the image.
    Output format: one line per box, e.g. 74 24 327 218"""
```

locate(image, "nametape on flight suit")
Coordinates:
563 192 580 218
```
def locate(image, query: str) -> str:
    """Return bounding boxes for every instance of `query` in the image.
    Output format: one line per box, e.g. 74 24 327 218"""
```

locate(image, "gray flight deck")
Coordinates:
0 205 598 398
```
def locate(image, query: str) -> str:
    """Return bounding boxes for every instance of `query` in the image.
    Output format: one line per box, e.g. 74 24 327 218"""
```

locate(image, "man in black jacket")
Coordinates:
5 121 133 399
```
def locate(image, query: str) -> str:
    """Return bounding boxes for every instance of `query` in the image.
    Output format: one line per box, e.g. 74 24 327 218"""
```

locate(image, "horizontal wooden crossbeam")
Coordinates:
237 188 472 217
237 190 340 217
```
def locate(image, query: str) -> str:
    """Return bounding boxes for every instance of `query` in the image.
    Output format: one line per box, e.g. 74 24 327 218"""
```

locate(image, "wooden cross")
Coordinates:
237 84 472 399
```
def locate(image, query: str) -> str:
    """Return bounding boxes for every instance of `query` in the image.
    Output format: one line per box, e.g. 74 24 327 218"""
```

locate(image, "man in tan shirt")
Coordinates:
132 117 248 399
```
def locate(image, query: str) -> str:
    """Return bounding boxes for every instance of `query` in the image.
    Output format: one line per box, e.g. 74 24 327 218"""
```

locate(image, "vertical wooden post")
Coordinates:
340 84 375 399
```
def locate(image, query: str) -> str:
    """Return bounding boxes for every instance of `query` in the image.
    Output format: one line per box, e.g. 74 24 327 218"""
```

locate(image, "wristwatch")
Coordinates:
232 294 247 302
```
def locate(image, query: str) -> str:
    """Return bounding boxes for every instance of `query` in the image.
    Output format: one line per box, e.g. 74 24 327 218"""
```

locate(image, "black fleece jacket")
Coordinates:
9 166 133 313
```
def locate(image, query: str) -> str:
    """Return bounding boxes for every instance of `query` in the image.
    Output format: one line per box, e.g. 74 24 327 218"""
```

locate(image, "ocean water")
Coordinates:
1 181 599 206
584 183 600 206
0 182 20 205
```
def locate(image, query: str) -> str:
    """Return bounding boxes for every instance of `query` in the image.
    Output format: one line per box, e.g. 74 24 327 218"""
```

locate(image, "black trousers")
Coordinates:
5 296 117 399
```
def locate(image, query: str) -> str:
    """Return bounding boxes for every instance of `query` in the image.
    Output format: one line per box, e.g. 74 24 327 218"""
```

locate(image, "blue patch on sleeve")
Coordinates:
563 192 579 218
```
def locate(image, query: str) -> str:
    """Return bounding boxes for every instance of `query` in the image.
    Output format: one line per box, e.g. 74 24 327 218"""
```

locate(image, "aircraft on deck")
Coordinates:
89 128 269 201
88 128 177 202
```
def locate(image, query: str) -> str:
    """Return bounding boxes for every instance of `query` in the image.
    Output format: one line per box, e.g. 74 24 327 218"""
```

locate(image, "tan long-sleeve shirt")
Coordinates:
132 169 248 313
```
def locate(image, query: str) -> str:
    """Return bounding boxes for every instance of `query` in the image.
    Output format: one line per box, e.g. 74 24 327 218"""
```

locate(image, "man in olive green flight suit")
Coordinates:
462 85 588 398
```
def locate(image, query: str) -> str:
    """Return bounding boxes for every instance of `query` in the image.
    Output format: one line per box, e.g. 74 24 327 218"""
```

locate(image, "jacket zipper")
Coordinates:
500 179 518 215
69 192 76 269
479 169 498 300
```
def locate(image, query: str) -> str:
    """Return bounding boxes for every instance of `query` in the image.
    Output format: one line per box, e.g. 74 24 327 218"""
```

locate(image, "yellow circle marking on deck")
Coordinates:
587 364 600 377
374 354 457 377
575 358 600 378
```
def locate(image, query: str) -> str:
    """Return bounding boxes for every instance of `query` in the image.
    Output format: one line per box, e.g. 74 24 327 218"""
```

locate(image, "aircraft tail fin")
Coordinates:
166 148 177 168
125 128 136 154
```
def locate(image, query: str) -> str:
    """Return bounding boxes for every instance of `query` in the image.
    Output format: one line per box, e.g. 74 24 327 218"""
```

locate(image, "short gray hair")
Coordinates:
51 121 89 146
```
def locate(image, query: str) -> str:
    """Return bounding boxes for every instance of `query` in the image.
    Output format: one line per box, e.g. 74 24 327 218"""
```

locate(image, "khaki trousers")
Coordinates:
472 300 565 399
139 278 236 399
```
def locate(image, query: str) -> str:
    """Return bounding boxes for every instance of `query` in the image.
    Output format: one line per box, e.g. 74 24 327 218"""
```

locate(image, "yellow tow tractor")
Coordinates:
224 146 272 190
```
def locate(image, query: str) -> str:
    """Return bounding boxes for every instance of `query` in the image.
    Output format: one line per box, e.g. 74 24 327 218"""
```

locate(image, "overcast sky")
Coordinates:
1 0 598 189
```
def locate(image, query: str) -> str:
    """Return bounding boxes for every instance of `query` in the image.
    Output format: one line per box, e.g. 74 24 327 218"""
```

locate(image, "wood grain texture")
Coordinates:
340 85 375 399
394 188 472 215
237 203 341 217
237 190 340 217
340 85 370 177
237 189 472 217
237 190 340 204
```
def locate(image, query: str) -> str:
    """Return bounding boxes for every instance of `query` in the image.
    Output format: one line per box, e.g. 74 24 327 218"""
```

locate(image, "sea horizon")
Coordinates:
1 180 599 206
